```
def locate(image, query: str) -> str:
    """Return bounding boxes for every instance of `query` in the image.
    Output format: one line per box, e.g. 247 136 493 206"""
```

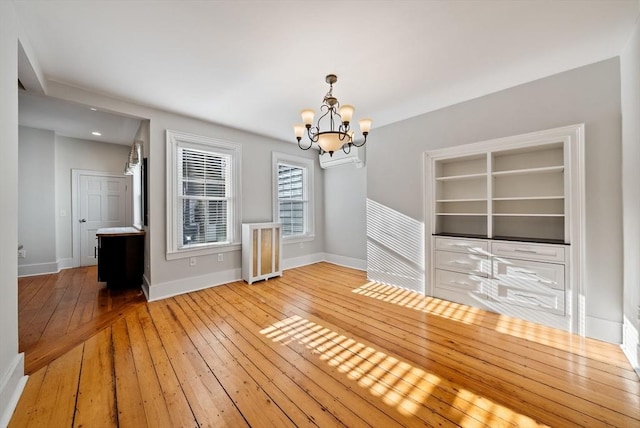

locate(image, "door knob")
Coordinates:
79 218 87 223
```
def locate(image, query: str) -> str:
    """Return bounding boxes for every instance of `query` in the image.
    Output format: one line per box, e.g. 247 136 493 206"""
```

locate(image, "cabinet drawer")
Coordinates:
435 251 490 276
491 241 566 263
487 281 565 315
435 269 485 294
435 237 489 254
493 258 565 291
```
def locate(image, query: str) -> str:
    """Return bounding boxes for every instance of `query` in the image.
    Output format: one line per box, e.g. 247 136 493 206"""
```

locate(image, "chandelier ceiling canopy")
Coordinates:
294 74 372 157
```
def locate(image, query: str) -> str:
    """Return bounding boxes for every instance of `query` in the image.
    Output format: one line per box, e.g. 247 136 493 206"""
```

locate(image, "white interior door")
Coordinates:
79 174 129 266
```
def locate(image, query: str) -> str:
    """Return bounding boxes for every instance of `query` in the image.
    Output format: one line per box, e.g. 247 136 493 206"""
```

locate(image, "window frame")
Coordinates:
166 130 242 260
272 152 315 243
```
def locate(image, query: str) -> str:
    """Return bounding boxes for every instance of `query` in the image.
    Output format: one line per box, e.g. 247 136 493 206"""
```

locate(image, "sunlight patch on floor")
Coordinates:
260 315 543 426
352 281 575 350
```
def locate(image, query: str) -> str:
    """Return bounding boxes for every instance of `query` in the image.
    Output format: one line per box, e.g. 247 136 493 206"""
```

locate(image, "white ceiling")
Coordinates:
19 91 142 145
13 0 640 143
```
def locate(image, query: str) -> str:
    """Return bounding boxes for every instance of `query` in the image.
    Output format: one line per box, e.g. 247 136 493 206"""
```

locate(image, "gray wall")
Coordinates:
54 135 130 262
621 18 640 366
324 164 367 262
45 81 324 296
367 58 623 340
0 3 24 423
18 127 56 275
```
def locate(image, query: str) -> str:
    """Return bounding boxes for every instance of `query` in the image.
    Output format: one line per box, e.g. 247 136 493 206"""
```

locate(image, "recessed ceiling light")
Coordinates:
91 131 102 136
89 107 97 111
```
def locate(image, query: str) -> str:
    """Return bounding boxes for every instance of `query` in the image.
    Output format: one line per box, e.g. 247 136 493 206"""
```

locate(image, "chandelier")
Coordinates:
294 74 372 156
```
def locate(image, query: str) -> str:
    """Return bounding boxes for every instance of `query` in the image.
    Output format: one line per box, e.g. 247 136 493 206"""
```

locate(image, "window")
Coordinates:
273 152 314 241
167 130 241 259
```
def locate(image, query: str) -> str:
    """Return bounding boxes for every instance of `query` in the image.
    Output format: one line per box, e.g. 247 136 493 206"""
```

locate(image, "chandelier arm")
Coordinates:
297 138 313 151
351 133 368 147
307 126 320 143
342 143 352 155
316 105 333 131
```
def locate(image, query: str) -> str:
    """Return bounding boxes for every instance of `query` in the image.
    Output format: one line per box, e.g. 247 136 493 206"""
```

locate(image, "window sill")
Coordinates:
166 242 241 260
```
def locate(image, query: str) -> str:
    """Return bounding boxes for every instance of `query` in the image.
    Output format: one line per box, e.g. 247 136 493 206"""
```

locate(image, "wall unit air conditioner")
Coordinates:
319 145 365 169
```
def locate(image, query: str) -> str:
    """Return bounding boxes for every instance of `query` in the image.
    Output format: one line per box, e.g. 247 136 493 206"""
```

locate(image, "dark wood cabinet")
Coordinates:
97 227 145 288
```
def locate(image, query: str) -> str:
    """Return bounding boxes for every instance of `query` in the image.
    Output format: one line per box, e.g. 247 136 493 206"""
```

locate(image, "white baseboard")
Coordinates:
0 353 27 428
586 315 622 344
281 252 325 270
143 252 362 302
322 253 366 271
141 273 151 301
56 258 75 271
17 261 59 277
622 316 640 378
17 258 75 277
146 268 242 302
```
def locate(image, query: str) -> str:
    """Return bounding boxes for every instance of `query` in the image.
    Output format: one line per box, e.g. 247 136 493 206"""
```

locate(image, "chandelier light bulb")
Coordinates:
338 104 354 124
359 118 372 134
301 109 315 127
293 124 305 140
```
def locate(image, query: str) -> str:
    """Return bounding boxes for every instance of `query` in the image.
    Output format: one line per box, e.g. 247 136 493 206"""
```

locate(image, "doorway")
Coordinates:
72 170 131 267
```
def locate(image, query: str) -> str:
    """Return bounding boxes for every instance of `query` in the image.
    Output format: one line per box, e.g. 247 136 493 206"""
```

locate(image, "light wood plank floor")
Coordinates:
10 262 640 427
18 266 146 374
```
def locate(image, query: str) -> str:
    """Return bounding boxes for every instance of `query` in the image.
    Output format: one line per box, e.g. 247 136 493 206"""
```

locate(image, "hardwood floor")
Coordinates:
10 262 640 427
18 266 146 374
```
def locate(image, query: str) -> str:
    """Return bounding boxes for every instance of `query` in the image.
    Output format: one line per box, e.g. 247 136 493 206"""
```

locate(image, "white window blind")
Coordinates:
277 163 306 236
178 147 232 248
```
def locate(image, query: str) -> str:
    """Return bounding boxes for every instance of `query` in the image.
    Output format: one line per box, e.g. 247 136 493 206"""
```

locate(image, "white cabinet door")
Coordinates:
434 251 490 277
491 241 566 263
489 257 565 315
435 269 485 294
435 237 489 254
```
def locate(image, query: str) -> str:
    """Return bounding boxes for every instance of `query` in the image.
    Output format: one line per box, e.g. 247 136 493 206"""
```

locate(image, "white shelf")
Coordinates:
437 198 486 203
436 172 487 181
493 196 564 201
436 213 488 216
493 213 564 217
492 165 564 177
431 136 568 242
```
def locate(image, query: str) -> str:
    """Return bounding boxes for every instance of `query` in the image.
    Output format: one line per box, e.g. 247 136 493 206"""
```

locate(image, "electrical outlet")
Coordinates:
218 253 224 262
189 257 197 267
18 249 26 258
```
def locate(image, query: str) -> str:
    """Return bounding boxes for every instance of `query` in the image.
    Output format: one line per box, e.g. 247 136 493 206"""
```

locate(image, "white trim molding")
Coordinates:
585 315 622 344
0 353 27 428
281 252 325 271
323 253 367 271
165 129 242 260
145 268 242 302
17 258 75 277
17 261 58 277
272 151 315 244
71 169 132 268
142 252 364 301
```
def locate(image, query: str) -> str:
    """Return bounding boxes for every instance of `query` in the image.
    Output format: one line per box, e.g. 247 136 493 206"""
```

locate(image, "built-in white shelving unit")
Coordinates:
425 125 585 334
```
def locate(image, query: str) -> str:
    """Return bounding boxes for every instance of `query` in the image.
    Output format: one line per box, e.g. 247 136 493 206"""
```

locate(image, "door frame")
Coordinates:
71 169 132 268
